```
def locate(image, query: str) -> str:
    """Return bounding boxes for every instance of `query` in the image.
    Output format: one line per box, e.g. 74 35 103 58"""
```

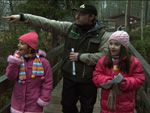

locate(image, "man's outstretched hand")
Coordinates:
2 15 20 23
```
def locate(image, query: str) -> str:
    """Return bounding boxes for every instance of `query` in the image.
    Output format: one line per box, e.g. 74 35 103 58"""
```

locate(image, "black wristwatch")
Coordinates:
77 53 81 61
20 13 25 21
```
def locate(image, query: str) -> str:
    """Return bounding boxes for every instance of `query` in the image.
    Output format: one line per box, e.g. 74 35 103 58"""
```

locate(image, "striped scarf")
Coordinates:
113 58 120 77
18 53 44 84
107 57 122 110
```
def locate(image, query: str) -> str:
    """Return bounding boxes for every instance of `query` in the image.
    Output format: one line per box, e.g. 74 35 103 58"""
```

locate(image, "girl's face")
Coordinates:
17 40 31 56
109 40 121 56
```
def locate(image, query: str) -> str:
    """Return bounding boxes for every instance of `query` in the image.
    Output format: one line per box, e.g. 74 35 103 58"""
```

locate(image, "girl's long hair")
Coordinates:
103 45 132 74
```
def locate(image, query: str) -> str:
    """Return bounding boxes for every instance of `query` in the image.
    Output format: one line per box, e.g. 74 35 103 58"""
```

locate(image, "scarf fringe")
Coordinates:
107 84 122 110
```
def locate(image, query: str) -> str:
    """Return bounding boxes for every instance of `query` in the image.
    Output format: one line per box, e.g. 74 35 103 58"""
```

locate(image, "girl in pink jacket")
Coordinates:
6 32 53 113
92 31 145 113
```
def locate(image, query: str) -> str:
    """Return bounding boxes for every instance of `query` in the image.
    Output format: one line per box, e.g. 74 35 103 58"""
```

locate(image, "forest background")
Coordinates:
0 0 150 75
0 0 150 110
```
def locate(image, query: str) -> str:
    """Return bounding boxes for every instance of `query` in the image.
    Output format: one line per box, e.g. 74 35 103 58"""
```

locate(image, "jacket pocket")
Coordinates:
66 33 79 49
61 59 72 75
87 38 101 52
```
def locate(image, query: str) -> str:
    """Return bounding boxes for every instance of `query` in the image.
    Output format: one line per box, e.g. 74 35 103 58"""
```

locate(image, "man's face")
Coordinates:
75 11 94 25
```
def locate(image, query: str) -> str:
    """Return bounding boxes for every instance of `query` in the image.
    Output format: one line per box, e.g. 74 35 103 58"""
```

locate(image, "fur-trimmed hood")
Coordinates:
7 49 47 65
38 49 46 57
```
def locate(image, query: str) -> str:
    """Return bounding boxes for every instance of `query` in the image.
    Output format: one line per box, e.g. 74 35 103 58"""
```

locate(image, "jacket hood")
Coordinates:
14 49 46 57
38 49 46 57
89 19 105 32
74 19 104 34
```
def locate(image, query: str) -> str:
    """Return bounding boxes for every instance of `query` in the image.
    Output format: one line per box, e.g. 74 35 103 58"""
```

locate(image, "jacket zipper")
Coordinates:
81 35 94 78
82 64 85 77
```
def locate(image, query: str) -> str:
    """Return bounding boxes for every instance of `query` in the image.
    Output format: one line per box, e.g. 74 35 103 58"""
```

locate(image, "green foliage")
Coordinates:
130 26 150 41
143 38 150 64
129 30 141 40
131 40 147 58
15 0 69 20
38 32 53 51
0 56 8 76
0 88 13 109
144 26 150 40
129 26 150 64
0 27 23 76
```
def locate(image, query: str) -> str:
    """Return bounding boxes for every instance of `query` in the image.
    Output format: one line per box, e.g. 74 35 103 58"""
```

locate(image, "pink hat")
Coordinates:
19 31 38 50
109 31 129 48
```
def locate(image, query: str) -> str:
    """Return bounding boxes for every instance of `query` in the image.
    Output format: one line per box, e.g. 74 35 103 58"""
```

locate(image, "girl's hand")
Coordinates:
2 15 20 23
13 51 20 58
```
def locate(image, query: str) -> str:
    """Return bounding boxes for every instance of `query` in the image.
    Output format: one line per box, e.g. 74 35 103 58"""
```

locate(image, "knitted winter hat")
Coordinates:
19 31 38 50
109 31 129 48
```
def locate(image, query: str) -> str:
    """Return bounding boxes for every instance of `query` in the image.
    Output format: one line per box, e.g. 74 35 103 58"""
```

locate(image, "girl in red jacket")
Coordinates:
92 31 145 113
6 32 53 113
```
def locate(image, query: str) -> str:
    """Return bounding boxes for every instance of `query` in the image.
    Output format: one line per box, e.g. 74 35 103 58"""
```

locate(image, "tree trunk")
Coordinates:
145 0 148 26
125 0 128 30
66 0 70 10
95 1 102 21
9 0 13 14
8 0 13 31
0 1 7 17
51 0 61 87
127 0 131 31
72 0 75 6
51 0 59 48
118 1 121 14
141 0 144 40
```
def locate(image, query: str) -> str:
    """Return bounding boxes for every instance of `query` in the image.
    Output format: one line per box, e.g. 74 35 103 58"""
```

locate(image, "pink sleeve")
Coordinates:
92 57 113 88
37 98 49 107
119 58 145 91
7 55 21 65
6 55 21 80
38 58 53 104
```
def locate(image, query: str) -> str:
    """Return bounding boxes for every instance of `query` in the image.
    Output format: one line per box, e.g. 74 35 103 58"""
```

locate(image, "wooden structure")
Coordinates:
0 33 150 113
109 13 140 28
44 78 101 113
102 19 117 31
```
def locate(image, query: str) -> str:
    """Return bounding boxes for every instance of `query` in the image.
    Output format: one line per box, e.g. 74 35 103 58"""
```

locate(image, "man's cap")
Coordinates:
73 4 97 16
